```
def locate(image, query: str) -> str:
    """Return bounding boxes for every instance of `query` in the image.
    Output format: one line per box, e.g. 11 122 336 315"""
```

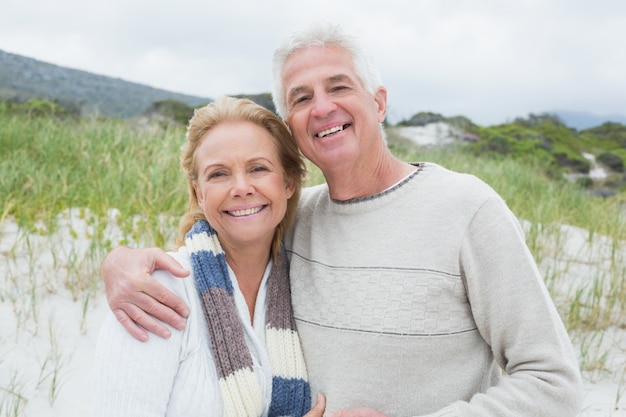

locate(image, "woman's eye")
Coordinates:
251 165 268 173
208 171 225 179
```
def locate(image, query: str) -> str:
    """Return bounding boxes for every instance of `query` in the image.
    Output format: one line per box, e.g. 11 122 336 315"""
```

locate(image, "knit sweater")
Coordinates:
284 162 583 417
93 248 274 417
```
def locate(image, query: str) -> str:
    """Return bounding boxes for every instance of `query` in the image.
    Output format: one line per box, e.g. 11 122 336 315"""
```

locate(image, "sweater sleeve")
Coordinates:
425 195 583 417
92 268 191 417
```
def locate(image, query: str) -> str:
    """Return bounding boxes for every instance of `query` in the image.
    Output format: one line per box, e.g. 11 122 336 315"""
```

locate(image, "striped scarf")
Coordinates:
185 219 311 417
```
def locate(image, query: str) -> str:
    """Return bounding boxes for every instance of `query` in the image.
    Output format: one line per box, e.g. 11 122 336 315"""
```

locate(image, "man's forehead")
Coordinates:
287 73 353 91
283 44 350 73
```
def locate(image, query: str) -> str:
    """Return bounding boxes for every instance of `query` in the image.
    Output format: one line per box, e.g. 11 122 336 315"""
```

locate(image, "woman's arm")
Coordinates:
93 283 185 416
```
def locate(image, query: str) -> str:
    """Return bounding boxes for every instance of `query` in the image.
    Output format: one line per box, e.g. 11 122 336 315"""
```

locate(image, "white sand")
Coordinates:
1 207 625 416
395 123 460 147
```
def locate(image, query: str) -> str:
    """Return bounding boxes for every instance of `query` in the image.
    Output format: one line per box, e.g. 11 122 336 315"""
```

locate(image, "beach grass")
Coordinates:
1 113 625 415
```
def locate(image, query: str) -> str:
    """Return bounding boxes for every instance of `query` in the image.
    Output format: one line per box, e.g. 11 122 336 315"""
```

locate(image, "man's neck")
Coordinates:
325 156 416 201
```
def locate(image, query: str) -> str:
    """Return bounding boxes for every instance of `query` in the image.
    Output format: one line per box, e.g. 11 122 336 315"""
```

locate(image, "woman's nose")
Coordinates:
230 174 254 197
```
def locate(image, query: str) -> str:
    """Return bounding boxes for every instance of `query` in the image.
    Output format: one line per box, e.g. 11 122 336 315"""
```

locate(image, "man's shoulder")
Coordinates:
423 162 497 197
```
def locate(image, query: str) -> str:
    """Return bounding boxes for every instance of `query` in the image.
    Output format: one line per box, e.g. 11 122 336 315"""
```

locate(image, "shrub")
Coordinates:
0 98 75 118
596 152 624 172
143 99 196 125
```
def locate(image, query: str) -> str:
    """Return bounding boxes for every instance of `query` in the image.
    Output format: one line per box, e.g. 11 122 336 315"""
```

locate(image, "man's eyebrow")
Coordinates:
287 86 308 103
327 74 353 84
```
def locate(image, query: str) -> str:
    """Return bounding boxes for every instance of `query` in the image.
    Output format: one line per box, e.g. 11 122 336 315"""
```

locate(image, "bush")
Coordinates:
0 98 74 118
398 111 445 127
554 152 591 173
596 152 624 172
576 177 593 189
143 99 196 124
479 134 514 154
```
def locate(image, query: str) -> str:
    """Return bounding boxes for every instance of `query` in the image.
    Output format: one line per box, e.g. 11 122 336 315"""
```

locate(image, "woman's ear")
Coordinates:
285 177 296 199
193 181 203 204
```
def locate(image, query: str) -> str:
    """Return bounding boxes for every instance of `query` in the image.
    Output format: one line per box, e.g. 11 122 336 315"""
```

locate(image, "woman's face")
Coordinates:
193 120 295 253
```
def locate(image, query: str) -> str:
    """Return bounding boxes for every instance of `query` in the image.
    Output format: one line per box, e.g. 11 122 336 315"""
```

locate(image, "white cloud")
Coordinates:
1 0 625 125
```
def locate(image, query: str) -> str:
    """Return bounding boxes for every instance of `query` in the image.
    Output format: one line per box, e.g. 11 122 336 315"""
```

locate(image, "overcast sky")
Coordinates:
1 0 625 126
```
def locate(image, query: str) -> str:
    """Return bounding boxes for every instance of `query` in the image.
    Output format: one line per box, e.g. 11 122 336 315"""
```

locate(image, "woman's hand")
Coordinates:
102 246 190 342
325 407 388 417
303 394 327 417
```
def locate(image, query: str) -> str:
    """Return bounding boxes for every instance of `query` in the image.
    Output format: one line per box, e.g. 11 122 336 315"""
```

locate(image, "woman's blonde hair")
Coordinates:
177 96 306 261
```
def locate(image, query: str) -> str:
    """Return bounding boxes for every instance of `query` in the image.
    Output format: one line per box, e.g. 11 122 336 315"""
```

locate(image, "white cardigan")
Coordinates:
93 249 274 417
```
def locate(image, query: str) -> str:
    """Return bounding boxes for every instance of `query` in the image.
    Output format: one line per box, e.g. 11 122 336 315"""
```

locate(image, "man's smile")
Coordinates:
315 124 351 138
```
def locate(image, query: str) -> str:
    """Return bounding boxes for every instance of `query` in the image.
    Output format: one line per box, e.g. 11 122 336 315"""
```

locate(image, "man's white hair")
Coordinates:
271 22 383 120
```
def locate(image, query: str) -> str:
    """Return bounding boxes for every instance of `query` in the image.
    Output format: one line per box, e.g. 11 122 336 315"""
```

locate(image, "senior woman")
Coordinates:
94 97 324 417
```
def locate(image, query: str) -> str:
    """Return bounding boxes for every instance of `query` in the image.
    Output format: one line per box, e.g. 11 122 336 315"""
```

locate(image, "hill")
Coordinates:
394 112 626 197
0 49 211 118
2 48 624 131
552 110 626 131
1 49 624 197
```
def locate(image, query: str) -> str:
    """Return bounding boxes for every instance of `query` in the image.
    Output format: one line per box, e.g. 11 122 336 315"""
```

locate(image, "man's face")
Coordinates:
281 45 386 174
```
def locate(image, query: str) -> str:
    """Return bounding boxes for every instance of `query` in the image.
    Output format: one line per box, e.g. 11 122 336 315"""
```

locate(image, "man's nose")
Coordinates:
310 92 336 118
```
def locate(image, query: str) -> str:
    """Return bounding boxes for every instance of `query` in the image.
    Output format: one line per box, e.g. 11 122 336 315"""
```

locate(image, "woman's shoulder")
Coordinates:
299 184 329 204
152 247 195 300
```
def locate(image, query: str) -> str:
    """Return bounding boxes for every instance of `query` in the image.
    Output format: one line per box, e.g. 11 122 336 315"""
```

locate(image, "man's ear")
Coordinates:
374 86 387 123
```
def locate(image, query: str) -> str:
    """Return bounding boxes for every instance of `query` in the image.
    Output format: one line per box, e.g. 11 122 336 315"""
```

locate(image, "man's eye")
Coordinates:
294 96 310 105
331 85 348 92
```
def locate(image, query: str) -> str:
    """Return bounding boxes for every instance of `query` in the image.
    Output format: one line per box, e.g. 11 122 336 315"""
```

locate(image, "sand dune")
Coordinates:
1 209 624 416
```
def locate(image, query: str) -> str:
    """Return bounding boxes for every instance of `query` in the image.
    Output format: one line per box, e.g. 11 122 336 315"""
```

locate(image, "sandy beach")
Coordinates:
1 207 625 416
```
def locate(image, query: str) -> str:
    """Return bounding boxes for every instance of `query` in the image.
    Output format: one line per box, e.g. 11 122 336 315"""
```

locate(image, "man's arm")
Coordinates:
101 246 190 342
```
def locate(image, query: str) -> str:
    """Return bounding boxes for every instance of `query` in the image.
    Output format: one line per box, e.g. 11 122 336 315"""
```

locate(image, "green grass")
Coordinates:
2 114 625 321
1 114 187 246
1 113 625 414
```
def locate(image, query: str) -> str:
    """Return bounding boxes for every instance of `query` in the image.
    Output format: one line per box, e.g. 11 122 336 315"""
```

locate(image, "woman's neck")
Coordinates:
224 245 271 324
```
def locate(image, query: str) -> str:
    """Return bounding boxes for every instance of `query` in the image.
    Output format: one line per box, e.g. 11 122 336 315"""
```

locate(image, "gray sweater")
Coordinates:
285 162 583 417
